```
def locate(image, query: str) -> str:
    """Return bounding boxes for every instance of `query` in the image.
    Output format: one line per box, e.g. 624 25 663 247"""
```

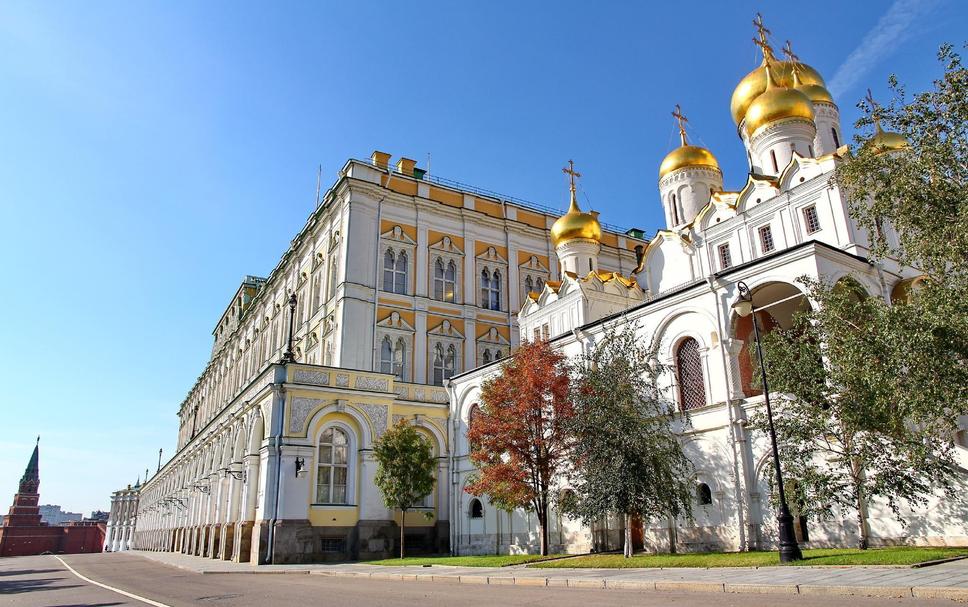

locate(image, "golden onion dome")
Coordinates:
659 144 720 179
550 192 601 248
730 59 826 125
744 66 815 136
868 124 910 154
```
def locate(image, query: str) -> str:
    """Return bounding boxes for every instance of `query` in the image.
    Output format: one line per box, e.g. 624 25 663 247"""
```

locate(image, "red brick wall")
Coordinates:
0 523 105 556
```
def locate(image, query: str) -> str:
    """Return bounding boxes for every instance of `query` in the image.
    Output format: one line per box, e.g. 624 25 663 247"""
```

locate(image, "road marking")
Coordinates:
53 555 174 607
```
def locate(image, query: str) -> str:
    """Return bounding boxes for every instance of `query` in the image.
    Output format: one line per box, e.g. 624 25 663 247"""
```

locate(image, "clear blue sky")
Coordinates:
0 0 963 515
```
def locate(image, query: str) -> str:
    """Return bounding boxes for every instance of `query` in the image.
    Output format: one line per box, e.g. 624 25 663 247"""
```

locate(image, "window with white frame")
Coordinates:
383 249 409 294
316 427 349 504
717 243 733 269
480 268 502 311
431 342 458 386
758 225 775 253
433 258 458 302
803 205 821 234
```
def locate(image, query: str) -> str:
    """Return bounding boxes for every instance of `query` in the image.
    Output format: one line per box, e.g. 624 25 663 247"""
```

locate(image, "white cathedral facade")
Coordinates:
121 21 967 563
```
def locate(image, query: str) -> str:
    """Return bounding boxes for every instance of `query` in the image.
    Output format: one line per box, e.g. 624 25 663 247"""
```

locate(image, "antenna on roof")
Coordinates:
314 164 322 208
426 152 432 178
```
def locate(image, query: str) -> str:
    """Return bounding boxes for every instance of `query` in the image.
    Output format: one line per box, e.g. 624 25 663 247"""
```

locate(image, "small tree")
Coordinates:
751 278 959 549
372 419 436 559
567 327 694 557
466 339 573 555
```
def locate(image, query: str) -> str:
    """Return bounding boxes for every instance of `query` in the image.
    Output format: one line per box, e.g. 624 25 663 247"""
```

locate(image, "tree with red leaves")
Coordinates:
465 339 573 555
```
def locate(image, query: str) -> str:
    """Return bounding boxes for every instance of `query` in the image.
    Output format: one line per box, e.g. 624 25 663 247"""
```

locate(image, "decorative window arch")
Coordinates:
675 337 706 411
434 258 458 302
383 249 409 294
380 337 393 374
697 482 712 506
480 268 502 311
315 425 352 504
482 348 492 365
469 498 484 519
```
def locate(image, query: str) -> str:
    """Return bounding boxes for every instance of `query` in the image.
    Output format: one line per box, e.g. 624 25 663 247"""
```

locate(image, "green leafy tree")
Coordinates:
567 327 694 557
835 43 968 426
751 278 959 550
372 419 436 559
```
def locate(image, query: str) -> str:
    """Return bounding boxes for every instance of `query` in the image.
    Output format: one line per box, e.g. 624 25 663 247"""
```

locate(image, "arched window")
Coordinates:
480 269 491 308
676 337 706 411
524 276 534 300
671 193 680 225
394 251 408 294
697 482 712 506
316 427 349 504
469 498 484 519
432 344 445 386
536 277 544 292
393 338 406 380
444 344 457 380
380 337 393 374
383 250 396 292
831 127 841 148
482 349 492 365
490 270 502 310
433 258 457 302
770 149 779 173
328 260 338 299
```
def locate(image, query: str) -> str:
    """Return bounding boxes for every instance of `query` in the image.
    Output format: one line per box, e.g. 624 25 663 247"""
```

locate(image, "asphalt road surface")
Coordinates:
0 553 956 607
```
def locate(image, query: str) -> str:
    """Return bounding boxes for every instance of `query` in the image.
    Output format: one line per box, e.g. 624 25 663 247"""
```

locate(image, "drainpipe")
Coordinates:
707 275 748 551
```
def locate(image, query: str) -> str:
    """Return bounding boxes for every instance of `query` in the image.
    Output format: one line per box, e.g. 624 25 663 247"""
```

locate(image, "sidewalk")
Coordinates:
129 550 968 602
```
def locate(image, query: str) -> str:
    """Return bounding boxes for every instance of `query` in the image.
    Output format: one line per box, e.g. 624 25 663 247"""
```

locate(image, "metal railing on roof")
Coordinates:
350 157 641 237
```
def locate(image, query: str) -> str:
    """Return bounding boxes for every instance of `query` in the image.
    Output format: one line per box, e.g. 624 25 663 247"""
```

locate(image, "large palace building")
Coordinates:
116 18 967 563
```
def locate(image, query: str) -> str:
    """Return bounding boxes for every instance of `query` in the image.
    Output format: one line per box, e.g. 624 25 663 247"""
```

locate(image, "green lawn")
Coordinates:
365 554 563 567
529 547 968 568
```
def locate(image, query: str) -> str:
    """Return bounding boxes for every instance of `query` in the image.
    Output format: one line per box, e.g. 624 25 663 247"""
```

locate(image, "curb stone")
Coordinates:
798 584 913 598
724 583 799 594
654 581 725 593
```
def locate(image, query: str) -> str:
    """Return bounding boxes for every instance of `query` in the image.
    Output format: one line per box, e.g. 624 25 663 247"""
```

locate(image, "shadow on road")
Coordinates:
0 578 83 594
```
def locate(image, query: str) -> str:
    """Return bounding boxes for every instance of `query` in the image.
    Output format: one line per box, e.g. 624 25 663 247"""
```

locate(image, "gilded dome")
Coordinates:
659 144 720 179
868 125 909 154
744 67 815 136
551 194 601 248
731 59 826 125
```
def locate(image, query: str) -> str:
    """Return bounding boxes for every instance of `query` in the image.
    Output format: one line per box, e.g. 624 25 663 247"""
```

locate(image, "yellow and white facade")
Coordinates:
127 151 644 564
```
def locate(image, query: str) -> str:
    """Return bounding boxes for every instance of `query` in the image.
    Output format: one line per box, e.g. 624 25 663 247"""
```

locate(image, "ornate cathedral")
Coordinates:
114 16 967 563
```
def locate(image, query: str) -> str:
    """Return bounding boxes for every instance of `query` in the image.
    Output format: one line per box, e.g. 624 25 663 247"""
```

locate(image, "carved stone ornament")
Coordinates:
359 404 388 438
293 369 330 386
289 397 325 434
335 373 350 387
355 376 389 392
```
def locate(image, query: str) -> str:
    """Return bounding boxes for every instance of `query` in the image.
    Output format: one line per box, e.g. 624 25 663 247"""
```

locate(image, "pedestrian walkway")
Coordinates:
128 550 968 602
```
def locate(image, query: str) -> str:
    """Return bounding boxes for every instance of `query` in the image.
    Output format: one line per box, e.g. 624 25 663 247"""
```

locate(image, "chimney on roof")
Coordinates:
371 150 391 169
396 157 416 177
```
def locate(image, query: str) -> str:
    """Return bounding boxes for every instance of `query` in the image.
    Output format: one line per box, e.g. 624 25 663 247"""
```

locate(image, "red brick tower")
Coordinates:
2 438 42 527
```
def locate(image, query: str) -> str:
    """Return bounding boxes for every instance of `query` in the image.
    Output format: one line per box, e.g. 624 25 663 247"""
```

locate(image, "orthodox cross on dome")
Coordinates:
672 104 689 146
562 159 581 195
752 13 775 61
866 88 884 130
782 40 803 79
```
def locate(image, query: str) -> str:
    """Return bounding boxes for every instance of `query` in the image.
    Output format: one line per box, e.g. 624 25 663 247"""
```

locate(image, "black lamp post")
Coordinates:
732 280 802 563
282 293 298 363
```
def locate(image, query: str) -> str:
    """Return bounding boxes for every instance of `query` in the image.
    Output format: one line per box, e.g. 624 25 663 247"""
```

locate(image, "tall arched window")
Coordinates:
393 338 406 380
469 498 483 518
697 482 713 506
444 344 457 380
481 270 501 310
383 250 396 291
536 277 544 292
328 260 338 299
831 127 841 148
394 252 408 294
316 427 349 504
434 259 457 302
676 337 706 411
432 344 445 386
482 349 492 365
524 275 534 300
380 337 393 374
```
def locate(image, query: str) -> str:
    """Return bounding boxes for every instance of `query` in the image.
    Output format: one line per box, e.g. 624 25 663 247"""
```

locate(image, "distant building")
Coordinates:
0 440 105 556
87 510 110 523
39 505 82 526
105 484 140 552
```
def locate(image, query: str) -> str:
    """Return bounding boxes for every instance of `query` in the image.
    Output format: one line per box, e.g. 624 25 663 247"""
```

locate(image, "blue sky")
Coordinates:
0 0 963 514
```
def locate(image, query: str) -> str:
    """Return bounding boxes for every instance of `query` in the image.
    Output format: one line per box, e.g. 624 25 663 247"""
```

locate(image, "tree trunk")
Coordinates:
624 513 633 558
400 508 407 559
537 498 549 556
851 459 870 550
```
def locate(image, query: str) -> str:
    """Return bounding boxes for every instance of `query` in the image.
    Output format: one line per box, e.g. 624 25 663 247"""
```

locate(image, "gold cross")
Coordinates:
752 13 774 60
562 159 581 193
672 104 689 145
866 88 883 127
781 40 799 64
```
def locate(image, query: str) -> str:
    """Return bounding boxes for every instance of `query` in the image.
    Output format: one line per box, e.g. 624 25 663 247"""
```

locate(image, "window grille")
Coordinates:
676 337 706 411
803 206 821 234
759 225 775 253
320 537 346 553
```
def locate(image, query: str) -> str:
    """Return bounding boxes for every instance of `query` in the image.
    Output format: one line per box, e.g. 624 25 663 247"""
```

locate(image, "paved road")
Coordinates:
0 553 958 606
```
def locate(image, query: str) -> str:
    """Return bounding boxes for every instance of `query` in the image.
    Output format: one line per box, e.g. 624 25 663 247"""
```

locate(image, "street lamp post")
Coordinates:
732 280 802 563
282 293 298 363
